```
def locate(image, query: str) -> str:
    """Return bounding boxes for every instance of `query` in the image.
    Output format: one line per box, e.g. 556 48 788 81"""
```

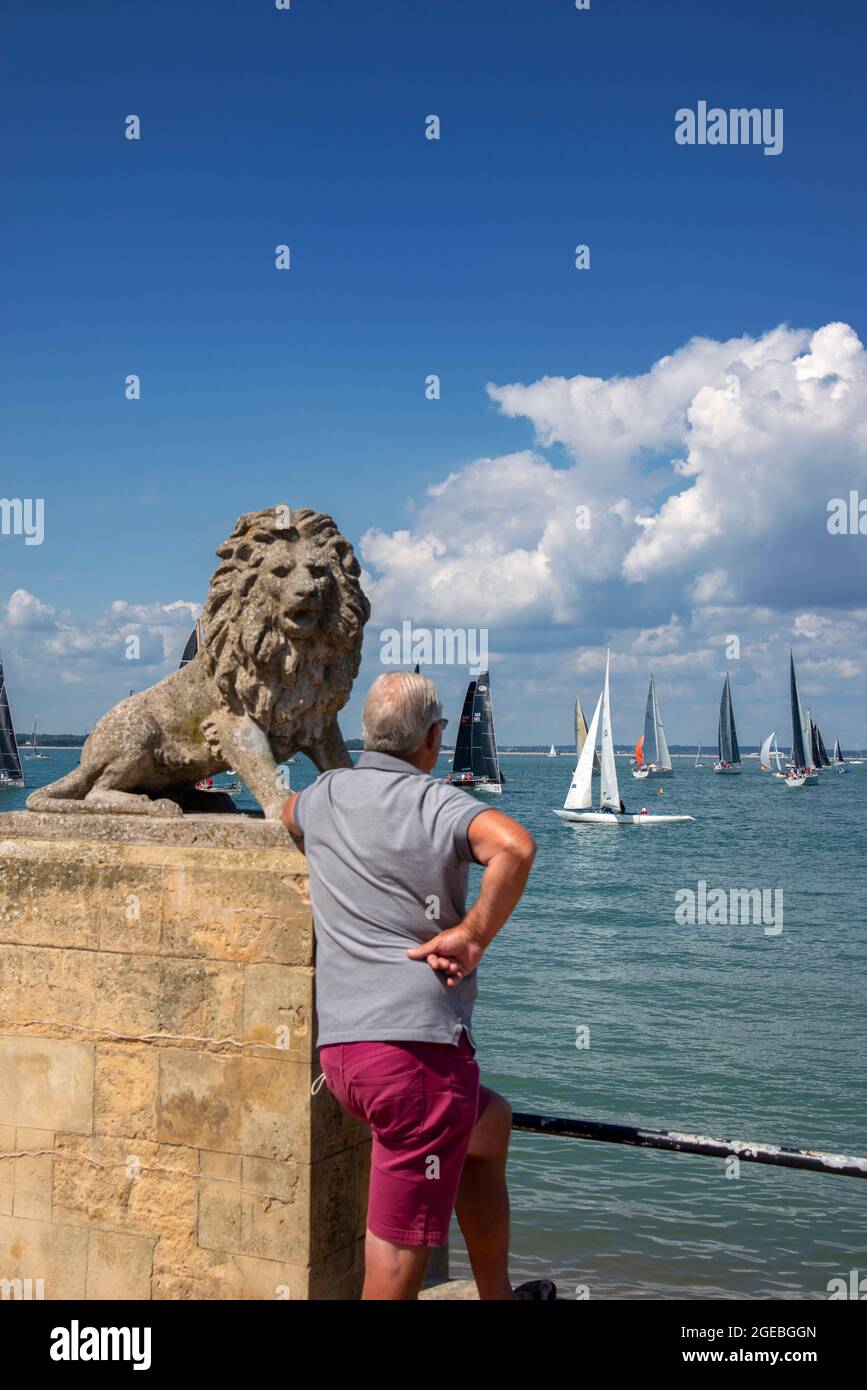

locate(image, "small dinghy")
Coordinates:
760 730 784 774
553 651 693 827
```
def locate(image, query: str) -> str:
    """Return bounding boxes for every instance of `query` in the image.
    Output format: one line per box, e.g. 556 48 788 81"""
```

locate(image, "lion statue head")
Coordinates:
200 505 370 749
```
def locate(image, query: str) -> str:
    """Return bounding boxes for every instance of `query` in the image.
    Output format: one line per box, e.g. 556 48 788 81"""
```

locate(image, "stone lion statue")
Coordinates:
27 505 370 819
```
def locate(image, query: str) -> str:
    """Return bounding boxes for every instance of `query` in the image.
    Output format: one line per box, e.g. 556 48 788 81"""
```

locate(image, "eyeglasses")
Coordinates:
437 718 449 731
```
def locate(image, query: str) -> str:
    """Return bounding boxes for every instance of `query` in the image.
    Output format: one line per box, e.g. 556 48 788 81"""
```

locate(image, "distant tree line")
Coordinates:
19 734 87 746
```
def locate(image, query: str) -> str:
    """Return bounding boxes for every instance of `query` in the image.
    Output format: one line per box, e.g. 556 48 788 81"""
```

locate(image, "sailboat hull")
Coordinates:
713 764 742 775
447 776 502 794
631 766 672 779
553 809 694 825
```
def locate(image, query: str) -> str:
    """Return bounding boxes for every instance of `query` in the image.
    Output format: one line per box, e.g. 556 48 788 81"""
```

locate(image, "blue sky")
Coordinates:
2 0 867 745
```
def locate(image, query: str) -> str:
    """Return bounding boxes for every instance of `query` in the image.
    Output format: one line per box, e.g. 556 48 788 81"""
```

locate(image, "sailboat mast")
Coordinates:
599 651 620 810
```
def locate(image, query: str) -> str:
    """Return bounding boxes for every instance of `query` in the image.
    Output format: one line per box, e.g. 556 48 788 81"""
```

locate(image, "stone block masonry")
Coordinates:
0 812 370 1300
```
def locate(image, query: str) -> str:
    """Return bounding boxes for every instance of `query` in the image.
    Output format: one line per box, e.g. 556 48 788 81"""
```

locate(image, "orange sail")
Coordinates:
634 735 644 767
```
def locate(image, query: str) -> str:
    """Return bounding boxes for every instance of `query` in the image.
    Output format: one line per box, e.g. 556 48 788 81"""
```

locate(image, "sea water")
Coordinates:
8 751 865 1299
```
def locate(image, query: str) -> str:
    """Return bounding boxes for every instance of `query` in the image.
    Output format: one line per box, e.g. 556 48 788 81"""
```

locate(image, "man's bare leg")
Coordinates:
362 1229 430 1300
454 1088 515 1301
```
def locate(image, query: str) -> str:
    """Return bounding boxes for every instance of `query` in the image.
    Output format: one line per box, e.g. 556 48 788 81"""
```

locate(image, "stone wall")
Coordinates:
0 812 369 1300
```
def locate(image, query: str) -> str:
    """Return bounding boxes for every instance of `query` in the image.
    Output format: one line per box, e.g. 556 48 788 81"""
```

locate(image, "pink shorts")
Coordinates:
319 1030 492 1247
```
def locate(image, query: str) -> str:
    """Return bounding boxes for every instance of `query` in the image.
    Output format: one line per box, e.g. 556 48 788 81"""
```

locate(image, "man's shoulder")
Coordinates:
418 775 491 827
419 774 478 804
294 765 354 818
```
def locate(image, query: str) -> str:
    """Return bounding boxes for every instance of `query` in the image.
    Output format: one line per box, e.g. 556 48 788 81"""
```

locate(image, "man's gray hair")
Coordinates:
362 672 444 755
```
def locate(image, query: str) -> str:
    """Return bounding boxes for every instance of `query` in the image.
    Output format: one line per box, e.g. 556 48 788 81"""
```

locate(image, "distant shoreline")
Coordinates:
20 745 84 751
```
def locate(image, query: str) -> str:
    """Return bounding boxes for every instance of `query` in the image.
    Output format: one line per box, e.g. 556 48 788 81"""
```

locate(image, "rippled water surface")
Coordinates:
9 750 865 1298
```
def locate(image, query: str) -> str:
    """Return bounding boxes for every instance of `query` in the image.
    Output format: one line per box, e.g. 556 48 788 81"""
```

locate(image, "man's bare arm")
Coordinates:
459 808 536 948
406 808 535 981
280 792 304 846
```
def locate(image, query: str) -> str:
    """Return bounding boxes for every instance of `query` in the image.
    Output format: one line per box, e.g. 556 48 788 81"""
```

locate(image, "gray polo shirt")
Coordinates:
293 751 488 1049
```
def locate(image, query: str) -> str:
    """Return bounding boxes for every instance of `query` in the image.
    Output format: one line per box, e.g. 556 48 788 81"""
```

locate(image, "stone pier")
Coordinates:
0 811 369 1300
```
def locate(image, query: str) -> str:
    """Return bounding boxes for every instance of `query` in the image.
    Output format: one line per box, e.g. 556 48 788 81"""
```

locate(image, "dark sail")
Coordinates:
0 658 24 783
718 674 739 764
833 738 844 764
718 678 731 763
471 671 502 784
810 720 821 769
789 653 807 769
729 679 741 765
179 620 201 670
451 679 476 776
815 726 831 767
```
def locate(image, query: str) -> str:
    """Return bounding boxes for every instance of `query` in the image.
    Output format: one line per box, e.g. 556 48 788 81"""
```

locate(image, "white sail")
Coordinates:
803 706 815 771
547 743 557 758
599 650 620 810
653 682 672 771
759 731 774 771
576 694 601 772
564 692 602 810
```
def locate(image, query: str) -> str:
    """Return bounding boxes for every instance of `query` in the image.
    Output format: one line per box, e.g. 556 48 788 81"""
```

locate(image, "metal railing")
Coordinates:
424 1111 865 1289
511 1111 867 1180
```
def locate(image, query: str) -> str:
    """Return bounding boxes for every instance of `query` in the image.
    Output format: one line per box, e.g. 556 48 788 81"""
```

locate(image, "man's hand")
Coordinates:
406 924 485 985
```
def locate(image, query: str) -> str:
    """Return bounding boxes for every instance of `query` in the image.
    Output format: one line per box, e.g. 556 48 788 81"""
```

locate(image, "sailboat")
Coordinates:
24 715 51 759
553 652 693 825
848 748 864 765
759 730 784 773
832 739 851 774
0 656 25 790
547 743 557 758
632 674 673 779
575 694 600 772
179 619 202 669
810 720 831 770
785 653 818 787
446 671 503 794
714 674 742 774
695 742 704 768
